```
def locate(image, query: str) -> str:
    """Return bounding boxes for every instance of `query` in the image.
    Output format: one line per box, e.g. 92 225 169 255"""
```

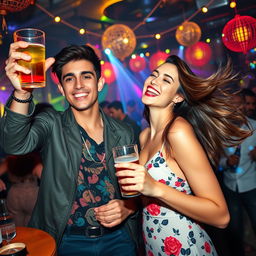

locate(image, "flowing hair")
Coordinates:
144 55 251 168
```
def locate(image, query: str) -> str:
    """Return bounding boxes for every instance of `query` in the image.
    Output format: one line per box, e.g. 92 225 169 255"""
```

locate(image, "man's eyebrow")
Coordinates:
62 72 74 80
81 71 95 77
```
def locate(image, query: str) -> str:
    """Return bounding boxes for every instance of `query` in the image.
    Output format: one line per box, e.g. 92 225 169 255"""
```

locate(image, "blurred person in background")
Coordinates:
126 100 143 127
108 100 141 146
241 88 256 120
219 91 256 256
6 152 42 226
99 100 110 115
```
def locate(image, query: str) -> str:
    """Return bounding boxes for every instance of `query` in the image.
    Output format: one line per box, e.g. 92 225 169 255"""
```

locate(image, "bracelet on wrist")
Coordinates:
11 91 33 103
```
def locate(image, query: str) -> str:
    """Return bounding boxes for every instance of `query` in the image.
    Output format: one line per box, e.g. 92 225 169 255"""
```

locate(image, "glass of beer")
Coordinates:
112 144 140 198
13 28 45 88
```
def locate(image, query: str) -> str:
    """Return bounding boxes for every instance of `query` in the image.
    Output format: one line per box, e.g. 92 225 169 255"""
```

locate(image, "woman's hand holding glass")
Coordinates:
115 162 159 197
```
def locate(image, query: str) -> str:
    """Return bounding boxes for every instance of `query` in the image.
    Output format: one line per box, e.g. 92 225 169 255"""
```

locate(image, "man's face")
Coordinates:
244 95 256 118
57 59 104 112
108 107 122 120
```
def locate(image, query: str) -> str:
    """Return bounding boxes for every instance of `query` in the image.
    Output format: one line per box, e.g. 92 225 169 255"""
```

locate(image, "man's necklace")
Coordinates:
80 131 105 164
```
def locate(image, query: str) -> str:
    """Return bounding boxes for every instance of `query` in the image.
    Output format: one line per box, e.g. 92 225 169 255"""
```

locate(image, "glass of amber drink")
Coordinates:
112 144 140 198
14 28 45 88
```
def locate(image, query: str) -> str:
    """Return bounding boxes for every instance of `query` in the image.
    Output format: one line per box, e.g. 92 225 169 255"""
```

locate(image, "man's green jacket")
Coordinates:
0 99 140 248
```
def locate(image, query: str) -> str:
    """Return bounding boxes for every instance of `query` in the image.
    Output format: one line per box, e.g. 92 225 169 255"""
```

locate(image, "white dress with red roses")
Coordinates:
143 151 218 256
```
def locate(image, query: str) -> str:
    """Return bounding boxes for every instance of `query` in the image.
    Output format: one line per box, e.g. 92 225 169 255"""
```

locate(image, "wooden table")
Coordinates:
10 226 56 256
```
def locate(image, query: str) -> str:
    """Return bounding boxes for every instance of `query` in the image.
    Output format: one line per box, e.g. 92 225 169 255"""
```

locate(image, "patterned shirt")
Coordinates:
68 127 116 227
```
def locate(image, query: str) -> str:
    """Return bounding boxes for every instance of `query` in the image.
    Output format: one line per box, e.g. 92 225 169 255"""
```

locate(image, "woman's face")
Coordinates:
142 62 181 108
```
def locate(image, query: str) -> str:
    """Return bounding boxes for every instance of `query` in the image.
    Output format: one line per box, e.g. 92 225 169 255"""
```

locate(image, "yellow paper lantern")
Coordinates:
175 21 201 47
101 24 136 61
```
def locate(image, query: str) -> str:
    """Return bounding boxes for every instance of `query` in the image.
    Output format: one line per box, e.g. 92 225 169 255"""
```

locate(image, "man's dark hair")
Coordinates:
52 45 101 83
108 101 124 112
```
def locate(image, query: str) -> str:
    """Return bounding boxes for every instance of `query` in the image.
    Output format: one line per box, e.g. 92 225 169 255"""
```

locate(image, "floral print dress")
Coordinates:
143 151 218 256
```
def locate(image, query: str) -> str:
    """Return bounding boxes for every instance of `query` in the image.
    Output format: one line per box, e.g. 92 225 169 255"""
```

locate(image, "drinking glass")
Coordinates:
112 144 140 198
0 199 16 244
13 28 46 88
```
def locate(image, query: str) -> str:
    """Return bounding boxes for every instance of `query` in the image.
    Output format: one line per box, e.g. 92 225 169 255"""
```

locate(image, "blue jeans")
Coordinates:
57 227 136 256
223 185 256 256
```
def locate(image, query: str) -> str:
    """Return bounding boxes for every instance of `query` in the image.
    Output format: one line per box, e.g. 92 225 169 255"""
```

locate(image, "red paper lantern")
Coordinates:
185 41 212 67
149 51 169 71
101 62 116 84
129 56 146 72
222 15 256 54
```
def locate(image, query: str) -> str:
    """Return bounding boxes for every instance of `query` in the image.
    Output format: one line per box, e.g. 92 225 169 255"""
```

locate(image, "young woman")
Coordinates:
115 55 250 256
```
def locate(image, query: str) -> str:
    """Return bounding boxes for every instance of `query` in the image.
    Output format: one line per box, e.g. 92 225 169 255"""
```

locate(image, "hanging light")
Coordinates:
101 24 136 61
129 55 146 72
222 15 256 53
185 41 212 67
175 21 201 47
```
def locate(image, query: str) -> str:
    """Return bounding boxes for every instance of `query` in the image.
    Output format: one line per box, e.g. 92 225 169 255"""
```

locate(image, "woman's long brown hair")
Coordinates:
144 55 251 168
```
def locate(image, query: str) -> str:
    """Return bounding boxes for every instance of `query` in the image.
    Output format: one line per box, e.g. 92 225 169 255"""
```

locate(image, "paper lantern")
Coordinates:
101 24 136 61
0 0 33 32
185 41 212 67
149 51 169 71
101 62 116 84
129 56 146 72
222 15 256 54
175 21 201 47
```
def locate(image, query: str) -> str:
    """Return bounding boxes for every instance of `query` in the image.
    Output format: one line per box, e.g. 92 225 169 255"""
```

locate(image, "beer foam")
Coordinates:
114 155 138 163
27 42 45 48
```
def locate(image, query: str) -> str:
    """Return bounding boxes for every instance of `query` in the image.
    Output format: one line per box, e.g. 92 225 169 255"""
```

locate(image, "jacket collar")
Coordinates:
62 107 77 127
62 106 121 161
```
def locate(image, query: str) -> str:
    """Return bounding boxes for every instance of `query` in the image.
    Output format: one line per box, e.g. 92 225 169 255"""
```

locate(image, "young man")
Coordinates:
1 43 140 255
242 88 256 120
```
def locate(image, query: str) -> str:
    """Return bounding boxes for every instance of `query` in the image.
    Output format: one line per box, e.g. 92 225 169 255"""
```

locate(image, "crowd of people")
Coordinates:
0 41 256 256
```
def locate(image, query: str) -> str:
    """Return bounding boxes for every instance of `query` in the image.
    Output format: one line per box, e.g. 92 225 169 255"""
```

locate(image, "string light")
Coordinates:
34 0 214 40
206 38 211 43
79 28 86 35
140 43 148 49
165 49 171 54
201 6 208 13
230 1 236 8
155 33 161 39
54 16 61 22
100 60 105 65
